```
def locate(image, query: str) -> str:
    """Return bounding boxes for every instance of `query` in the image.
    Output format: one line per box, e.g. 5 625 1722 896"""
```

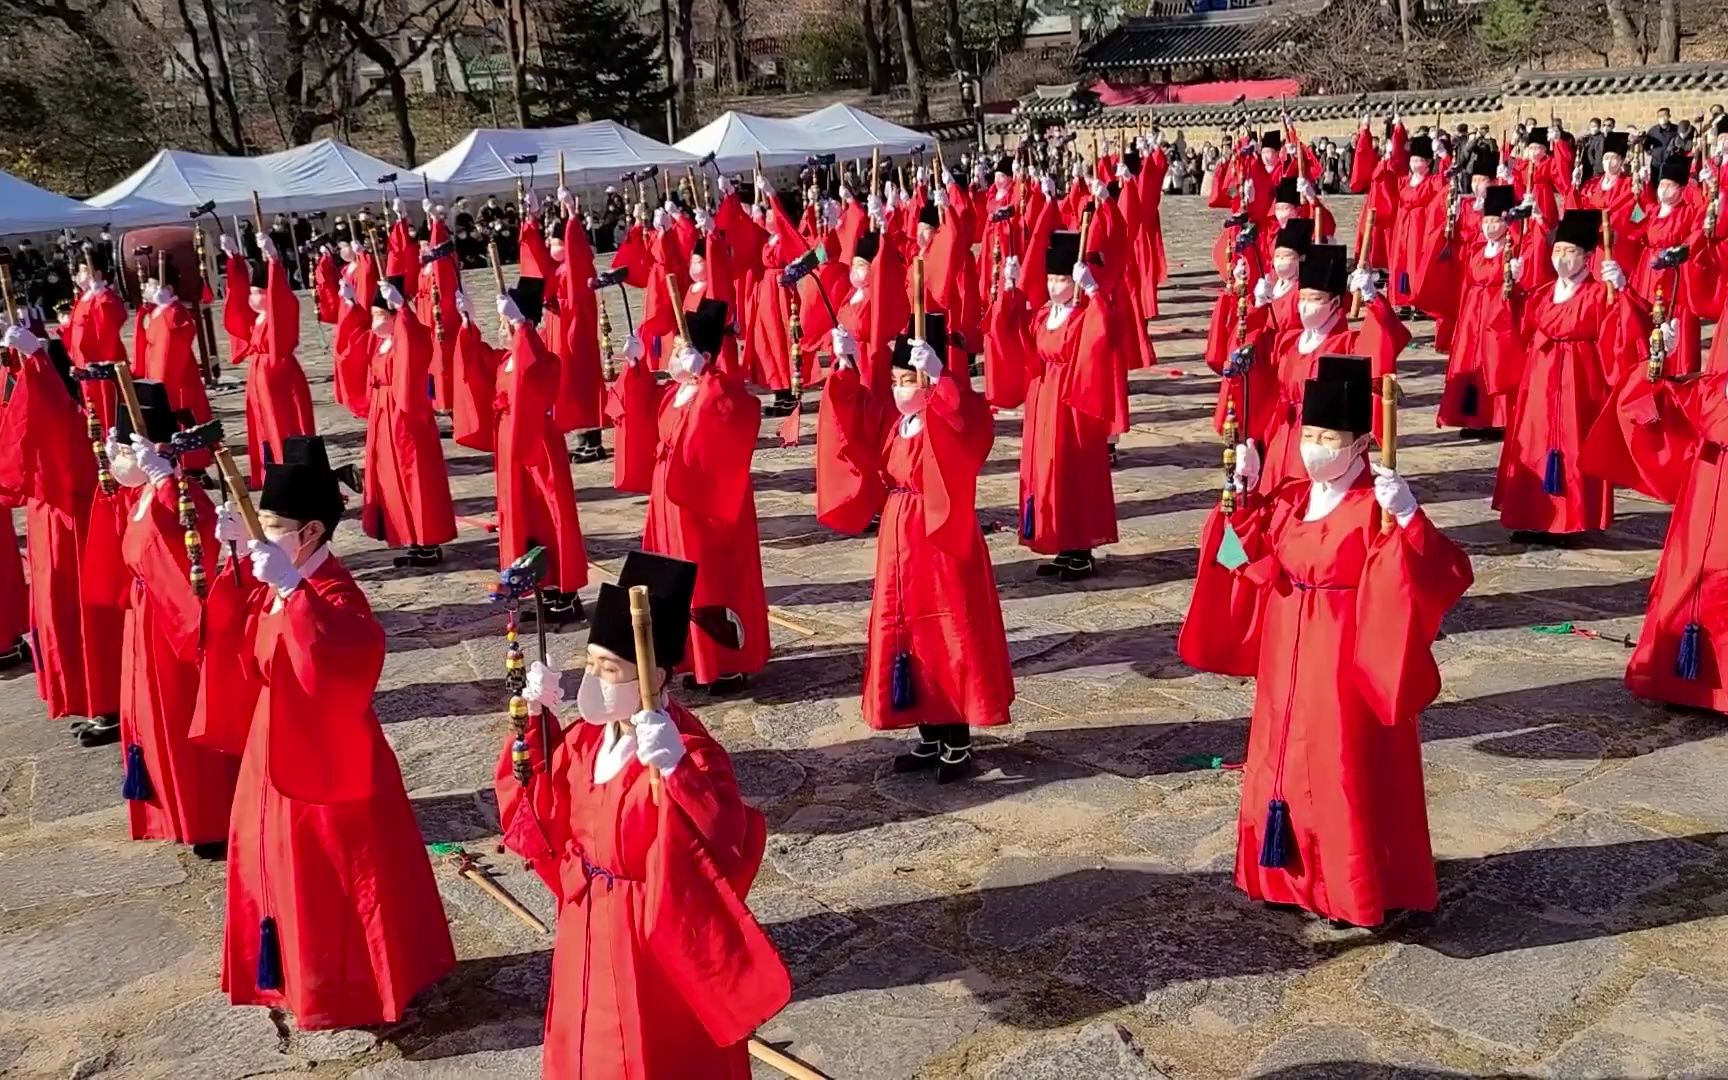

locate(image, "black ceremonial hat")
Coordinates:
1297 244 1348 296
1274 218 1313 254
587 551 698 668
1554 208 1602 252
853 231 880 262
892 310 948 370
685 297 729 357
1274 176 1300 205
1301 354 1373 435
1481 184 1517 218
260 435 344 532
1045 229 1082 270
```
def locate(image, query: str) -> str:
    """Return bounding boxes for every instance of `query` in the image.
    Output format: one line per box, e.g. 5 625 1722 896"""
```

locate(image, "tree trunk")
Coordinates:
860 0 885 93
893 0 927 123
1657 0 1680 63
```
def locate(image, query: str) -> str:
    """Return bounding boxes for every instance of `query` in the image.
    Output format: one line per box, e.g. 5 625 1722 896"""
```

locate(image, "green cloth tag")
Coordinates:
1216 522 1249 570
1530 623 1576 635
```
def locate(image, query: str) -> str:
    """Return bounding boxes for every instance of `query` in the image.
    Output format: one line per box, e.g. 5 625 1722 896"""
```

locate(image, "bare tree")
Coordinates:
892 0 926 122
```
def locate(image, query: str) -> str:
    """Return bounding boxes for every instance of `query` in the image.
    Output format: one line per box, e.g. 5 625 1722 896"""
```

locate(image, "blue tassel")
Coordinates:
891 652 915 710
1259 799 1292 869
1676 622 1703 680
257 917 284 991
1543 449 1563 495
1020 497 1035 540
1461 381 1479 418
121 744 153 802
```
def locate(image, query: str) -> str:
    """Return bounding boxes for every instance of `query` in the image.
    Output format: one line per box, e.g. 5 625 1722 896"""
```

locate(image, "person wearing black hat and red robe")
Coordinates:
488 284 589 620
66 243 128 431
136 255 213 443
645 298 770 693
1494 208 1646 538
195 434 454 1029
96 381 236 851
353 279 456 569
1247 244 1411 492
497 551 791 1079
985 229 1121 580
221 234 318 489
1179 354 1473 927
1438 184 1525 434
818 313 1015 780
1575 131 1646 274
1622 153 1709 377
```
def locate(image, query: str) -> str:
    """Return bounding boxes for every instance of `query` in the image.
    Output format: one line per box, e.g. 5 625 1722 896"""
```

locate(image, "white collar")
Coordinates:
1297 309 1342 354
1303 455 1366 522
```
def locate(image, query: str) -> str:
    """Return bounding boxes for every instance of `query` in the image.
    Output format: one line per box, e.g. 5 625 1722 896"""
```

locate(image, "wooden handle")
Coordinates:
668 273 690 342
488 241 506 296
627 585 665 804
1381 373 1398 534
213 448 265 539
113 361 148 434
251 191 265 235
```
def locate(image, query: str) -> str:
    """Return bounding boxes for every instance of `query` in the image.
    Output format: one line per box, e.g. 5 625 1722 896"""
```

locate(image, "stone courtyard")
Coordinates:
2 195 1727 1079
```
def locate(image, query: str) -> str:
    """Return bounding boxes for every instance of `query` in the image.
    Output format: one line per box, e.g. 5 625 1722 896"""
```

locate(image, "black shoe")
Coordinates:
78 714 121 748
393 545 443 569
706 673 748 697
892 740 942 773
1058 554 1096 582
1036 555 1075 577
936 742 976 784
191 841 228 861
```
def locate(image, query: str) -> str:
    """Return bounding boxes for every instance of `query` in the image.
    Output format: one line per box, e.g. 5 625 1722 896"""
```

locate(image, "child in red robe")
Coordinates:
1180 355 1474 926
816 314 1015 780
497 551 791 1078
197 435 453 1029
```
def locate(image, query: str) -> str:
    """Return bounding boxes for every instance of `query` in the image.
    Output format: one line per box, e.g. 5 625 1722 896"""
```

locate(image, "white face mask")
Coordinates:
672 347 706 384
576 672 640 726
1297 298 1336 330
1300 439 1362 483
892 384 928 416
849 264 869 289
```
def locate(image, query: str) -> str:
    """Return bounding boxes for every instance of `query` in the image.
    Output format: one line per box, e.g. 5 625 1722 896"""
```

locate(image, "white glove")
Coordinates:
622 332 645 363
1233 257 1250 285
259 233 278 261
1072 260 1099 296
908 338 943 379
2 324 42 356
453 288 472 323
497 292 525 326
694 208 713 233
522 660 564 715
1234 440 1261 492
652 208 670 231
152 286 175 308
1002 254 1021 290
1253 276 1274 306
378 280 404 310
421 197 435 217
247 538 303 594
131 434 174 485
1601 260 1627 289
829 327 858 363
338 279 357 305
633 707 686 774
1371 463 1417 523
1660 318 1678 352
219 234 235 256
1349 267 1378 302
214 502 245 543
1509 256 1524 277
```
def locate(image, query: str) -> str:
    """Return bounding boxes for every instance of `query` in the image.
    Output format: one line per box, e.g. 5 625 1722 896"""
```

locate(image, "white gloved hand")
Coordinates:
1371 463 1417 523
1233 257 1250 285
622 332 645 363
829 326 858 363
214 502 245 543
131 434 175 485
2 324 43 356
1234 440 1261 492
497 292 525 326
1253 276 1274 306
453 288 473 323
152 286 175 308
909 337 943 380
1073 260 1099 296
1600 260 1627 289
259 233 279 261
1002 254 1021 290
219 234 235 257
652 207 670 231
378 280 404 310
338 279 358 305
633 707 686 774
694 208 713 233
247 538 303 594
1349 267 1378 302
522 660 564 715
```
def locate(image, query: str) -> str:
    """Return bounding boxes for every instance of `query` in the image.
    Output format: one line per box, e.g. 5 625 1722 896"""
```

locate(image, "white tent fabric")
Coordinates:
674 112 820 171
413 121 696 198
0 170 119 235
85 140 408 226
791 104 933 159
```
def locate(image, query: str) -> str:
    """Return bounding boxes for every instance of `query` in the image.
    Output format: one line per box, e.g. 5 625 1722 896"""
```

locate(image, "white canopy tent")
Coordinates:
413 121 697 199
0 170 132 236
791 104 933 159
674 112 820 172
85 139 408 226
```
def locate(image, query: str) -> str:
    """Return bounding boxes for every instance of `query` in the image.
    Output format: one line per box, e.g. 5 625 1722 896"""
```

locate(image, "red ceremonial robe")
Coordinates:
115 477 237 843
643 374 771 682
223 255 317 488
68 283 128 431
815 364 1015 728
1180 469 1473 925
200 549 454 1028
1493 275 1647 534
360 307 457 548
1438 239 1524 429
986 286 1120 554
495 320 587 593
496 702 791 1080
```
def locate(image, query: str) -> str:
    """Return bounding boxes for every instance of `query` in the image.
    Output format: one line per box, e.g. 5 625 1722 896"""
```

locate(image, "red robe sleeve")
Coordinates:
667 379 759 520
452 320 501 453
266 573 385 804
814 362 890 534
1352 509 1474 724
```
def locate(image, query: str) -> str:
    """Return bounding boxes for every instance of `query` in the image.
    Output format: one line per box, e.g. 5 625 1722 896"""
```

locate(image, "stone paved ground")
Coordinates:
3 197 1728 1079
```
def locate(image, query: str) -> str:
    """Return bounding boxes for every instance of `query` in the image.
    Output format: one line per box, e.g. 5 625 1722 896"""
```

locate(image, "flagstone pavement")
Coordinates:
2 196 1727 1080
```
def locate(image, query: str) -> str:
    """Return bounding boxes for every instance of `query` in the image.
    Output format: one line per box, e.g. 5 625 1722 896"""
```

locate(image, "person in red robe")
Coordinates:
67 245 128 432
196 435 453 1029
497 552 791 1078
985 230 1120 579
643 300 769 692
1438 184 1525 434
0 323 123 744
1180 355 1474 926
1494 209 1648 539
221 236 317 488
488 285 589 619
817 315 1015 780
99 382 236 851
352 282 456 567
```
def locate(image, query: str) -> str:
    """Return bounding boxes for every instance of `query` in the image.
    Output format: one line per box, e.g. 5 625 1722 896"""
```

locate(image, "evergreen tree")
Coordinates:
528 0 671 132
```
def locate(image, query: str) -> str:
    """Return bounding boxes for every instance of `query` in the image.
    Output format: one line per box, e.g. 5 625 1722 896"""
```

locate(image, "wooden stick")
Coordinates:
212 448 265 539
1380 373 1398 534
747 1038 830 1080
454 860 548 934
113 360 148 434
626 585 665 805
1351 209 1375 319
